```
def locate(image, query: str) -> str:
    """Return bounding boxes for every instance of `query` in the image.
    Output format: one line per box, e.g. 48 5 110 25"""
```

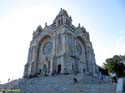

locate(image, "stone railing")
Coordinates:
116 78 125 93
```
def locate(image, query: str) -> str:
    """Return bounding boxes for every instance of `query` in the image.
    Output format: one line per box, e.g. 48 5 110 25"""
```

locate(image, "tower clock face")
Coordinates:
43 41 52 55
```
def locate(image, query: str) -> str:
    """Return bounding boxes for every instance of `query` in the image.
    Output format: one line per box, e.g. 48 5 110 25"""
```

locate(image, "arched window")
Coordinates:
61 18 63 25
58 20 60 27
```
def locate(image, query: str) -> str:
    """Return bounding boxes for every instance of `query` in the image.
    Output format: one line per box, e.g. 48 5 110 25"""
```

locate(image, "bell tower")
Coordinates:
53 8 72 28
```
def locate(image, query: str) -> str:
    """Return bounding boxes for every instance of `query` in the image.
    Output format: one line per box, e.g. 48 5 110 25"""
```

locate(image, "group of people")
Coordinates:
110 72 117 83
98 71 117 84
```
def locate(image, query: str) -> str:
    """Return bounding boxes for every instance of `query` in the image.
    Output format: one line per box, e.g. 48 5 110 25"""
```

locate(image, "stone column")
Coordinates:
51 34 55 55
61 33 66 73
31 43 39 76
85 46 91 73
23 64 28 78
50 33 57 75
49 58 53 75
61 56 64 73
23 46 31 77
27 47 31 63
91 51 95 75
92 52 99 76
27 63 32 76
26 45 34 77
61 33 66 54
87 47 93 74
34 45 39 75
71 36 73 55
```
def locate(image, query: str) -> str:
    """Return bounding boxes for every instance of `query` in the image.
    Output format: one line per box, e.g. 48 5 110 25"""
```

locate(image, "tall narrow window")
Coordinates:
61 18 63 25
58 20 60 27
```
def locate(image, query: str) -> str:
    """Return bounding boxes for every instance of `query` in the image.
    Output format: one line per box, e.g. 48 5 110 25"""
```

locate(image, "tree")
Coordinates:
104 58 117 72
115 62 124 77
103 55 125 77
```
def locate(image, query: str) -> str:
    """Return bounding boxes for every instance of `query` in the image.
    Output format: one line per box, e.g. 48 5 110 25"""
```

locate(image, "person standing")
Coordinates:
99 71 103 84
112 72 117 83
110 72 114 83
110 72 117 83
73 75 78 84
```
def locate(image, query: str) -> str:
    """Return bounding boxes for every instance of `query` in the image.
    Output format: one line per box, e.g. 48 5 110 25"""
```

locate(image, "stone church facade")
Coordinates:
23 9 99 78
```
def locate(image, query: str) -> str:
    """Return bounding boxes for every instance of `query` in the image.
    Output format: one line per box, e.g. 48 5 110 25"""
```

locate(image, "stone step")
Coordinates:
0 74 116 93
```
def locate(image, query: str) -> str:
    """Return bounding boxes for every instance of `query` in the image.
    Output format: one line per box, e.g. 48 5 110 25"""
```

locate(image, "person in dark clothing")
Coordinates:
83 69 86 73
99 71 103 84
73 75 78 84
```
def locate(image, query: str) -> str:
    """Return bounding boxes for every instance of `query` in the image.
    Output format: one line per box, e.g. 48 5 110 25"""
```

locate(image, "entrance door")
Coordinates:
43 64 47 76
57 65 61 74
48 61 50 74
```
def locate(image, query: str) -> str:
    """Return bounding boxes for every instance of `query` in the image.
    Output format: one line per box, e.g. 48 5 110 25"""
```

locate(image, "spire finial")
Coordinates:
60 8 62 12
78 23 80 27
45 22 47 27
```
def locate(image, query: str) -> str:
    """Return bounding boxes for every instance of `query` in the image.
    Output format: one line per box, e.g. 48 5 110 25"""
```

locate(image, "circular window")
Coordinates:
43 41 52 55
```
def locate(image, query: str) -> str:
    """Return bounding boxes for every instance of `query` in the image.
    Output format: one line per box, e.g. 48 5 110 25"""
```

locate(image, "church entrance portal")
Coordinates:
43 64 47 76
57 65 61 74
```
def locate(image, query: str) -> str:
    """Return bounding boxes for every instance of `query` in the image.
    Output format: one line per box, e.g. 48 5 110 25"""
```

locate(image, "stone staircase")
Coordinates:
0 74 116 93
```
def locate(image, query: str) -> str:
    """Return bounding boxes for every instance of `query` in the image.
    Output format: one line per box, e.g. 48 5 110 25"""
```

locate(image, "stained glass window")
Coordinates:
43 41 52 55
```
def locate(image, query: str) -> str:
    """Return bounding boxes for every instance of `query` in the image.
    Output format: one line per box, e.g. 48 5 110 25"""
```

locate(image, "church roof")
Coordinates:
55 8 69 19
58 8 68 16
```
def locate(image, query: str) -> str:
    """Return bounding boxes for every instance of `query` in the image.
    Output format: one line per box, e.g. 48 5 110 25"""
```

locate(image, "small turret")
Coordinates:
33 25 42 39
36 25 43 32
53 8 72 27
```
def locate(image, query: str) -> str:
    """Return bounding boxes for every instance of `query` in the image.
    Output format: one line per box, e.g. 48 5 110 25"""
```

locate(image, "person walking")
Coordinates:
110 72 114 83
73 75 78 84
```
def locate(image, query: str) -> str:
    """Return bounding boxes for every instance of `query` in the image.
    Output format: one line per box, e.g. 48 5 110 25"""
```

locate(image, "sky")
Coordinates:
0 0 124 84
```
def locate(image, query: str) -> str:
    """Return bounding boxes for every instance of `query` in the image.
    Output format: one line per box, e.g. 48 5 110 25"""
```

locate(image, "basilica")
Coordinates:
23 8 99 78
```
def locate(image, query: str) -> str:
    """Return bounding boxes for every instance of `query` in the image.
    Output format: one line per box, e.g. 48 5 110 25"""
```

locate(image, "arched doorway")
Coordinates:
43 64 47 76
57 64 61 74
